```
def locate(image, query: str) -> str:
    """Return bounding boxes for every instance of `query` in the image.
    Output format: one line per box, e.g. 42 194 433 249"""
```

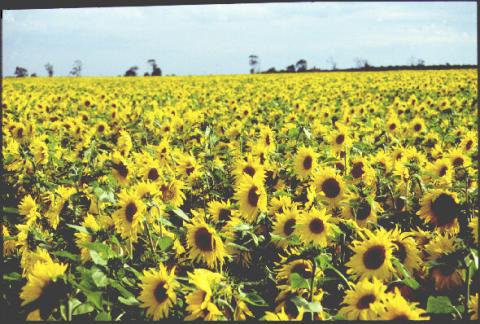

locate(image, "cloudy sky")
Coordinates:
3 2 477 76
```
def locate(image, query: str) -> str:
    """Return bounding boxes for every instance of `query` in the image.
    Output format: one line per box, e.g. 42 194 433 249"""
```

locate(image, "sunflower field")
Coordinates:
1 69 478 321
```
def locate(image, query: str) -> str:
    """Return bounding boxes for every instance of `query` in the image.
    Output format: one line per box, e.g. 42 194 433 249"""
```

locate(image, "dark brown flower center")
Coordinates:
243 166 255 177
336 134 345 145
439 166 448 177
356 201 372 221
148 168 159 181
265 135 270 146
351 162 364 179
392 314 409 321
153 281 169 304
218 208 231 221
465 140 473 150
309 218 324 234
322 178 341 198
430 193 458 226
363 245 386 269
389 123 396 130
112 162 129 178
248 186 260 207
194 227 214 252
125 202 137 223
453 157 464 167
291 262 312 278
283 218 296 236
98 125 105 132
414 124 421 132
356 294 376 309
186 166 195 176
437 264 456 276
303 156 313 170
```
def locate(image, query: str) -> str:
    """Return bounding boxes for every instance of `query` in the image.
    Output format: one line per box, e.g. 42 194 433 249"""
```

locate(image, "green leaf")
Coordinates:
172 208 191 222
4 272 22 281
303 127 312 139
85 291 103 310
83 242 116 259
111 281 134 299
226 242 249 252
95 312 111 321
118 296 140 306
66 224 90 234
426 296 455 314
93 187 115 203
52 250 79 261
158 236 173 251
290 273 311 289
3 207 19 215
315 254 332 270
89 250 107 266
239 290 268 307
72 303 94 316
91 270 109 288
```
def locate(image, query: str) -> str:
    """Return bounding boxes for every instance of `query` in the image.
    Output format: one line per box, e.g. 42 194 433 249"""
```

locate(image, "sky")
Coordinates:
2 2 477 76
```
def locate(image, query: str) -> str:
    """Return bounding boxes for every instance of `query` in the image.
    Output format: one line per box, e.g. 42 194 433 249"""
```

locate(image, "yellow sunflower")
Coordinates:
186 217 227 268
388 227 422 274
469 294 479 320
346 228 395 281
18 194 40 225
338 278 387 320
293 146 318 179
295 207 332 247
417 189 460 232
373 289 429 320
272 207 300 247
313 168 346 207
112 189 146 242
235 174 267 222
138 264 178 320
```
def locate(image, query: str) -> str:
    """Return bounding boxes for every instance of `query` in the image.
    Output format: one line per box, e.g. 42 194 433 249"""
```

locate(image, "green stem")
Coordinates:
309 256 316 321
464 265 470 319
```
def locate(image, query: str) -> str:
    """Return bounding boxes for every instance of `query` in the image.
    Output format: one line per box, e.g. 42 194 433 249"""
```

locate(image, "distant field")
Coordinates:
2 69 478 321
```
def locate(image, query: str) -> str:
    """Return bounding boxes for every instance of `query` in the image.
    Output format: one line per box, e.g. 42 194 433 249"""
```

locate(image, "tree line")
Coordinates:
248 54 477 74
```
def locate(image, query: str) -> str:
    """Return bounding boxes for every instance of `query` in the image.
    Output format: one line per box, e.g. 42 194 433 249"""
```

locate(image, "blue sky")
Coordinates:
2 2 477 76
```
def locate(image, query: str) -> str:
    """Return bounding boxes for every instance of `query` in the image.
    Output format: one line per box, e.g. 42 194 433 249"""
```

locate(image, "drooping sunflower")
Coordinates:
20 260 68 320
186 217 227 268
3 227 17 256
110 151 132 185
112 189 146 242
159 178 186 208
295 207 331 247
469 293 479 320
313 168 346 207
417 189 460 232
387 227 422 274
338 278 388 320
176 152 202 185
469 216 478 243
262 307 292 321
275 256 319 285
18 194 40 225
341 195 382 228
235 174 267 222
138 264 178 320
373 289 429 320
293 146 318 179
268 195 294 218
185 268 224 321
208 200 234 223
346 228 395 281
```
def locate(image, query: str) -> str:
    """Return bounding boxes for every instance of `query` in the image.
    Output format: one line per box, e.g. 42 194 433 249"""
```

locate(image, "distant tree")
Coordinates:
124 66 139 77
417 58 425 66
286 64 296 73
44 63 54 77
407 56 417 67
14 66 28 77
249 55 259 73
327 56 337 70
147 59 162 76
266 67 276 73
70 60 82 77
354 58 370 69
30 73 37 77
144 72 150 76
295 59 307 72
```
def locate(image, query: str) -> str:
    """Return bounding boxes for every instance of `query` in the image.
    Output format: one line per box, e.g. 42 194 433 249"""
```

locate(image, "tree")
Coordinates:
44 63 54 77
30 73 37 77
265 67 276 73
417 58 425 67
144 72 150 76
147 59 162 76
70 60 82 77
124 66 139 77
286 64 296 73
327 56 337 70
295 59 307 72
354 58 370 69
249 55 259 74
14 67 28 77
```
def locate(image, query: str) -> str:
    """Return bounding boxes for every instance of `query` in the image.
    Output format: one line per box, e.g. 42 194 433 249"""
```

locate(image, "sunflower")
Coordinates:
29 137 49 165
159 178 186 208
186 217 227 268
409 116 426 136
274 288 306 320
417 189 460 232
117 130 133 157
459 131 476 154
346 228 395 281
262 307 294 321
232 153 265 184
112 190 146 242
330 124 351 153
272 207 300 247
424 232 457 261
110 151 132 185
341 196 382 228
74 213 101 263
268 195 294 218
469 294 479 320
20 260 68 320
275 257 319 285
138 157 163 183
426 158 453 187
138 264 178 320
3 227 17 256
295 207 331 247
387 227 422 274
233 298 254 320
338 278 387 320
293 146 318 179
185 269 224 320
18 194 40 225
313 168 346 207
349 157 375 186
176 153 202 185
259 125 276 152
374 289 429 320
235 174 267 222
208 200 234 223
429 263 464 292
